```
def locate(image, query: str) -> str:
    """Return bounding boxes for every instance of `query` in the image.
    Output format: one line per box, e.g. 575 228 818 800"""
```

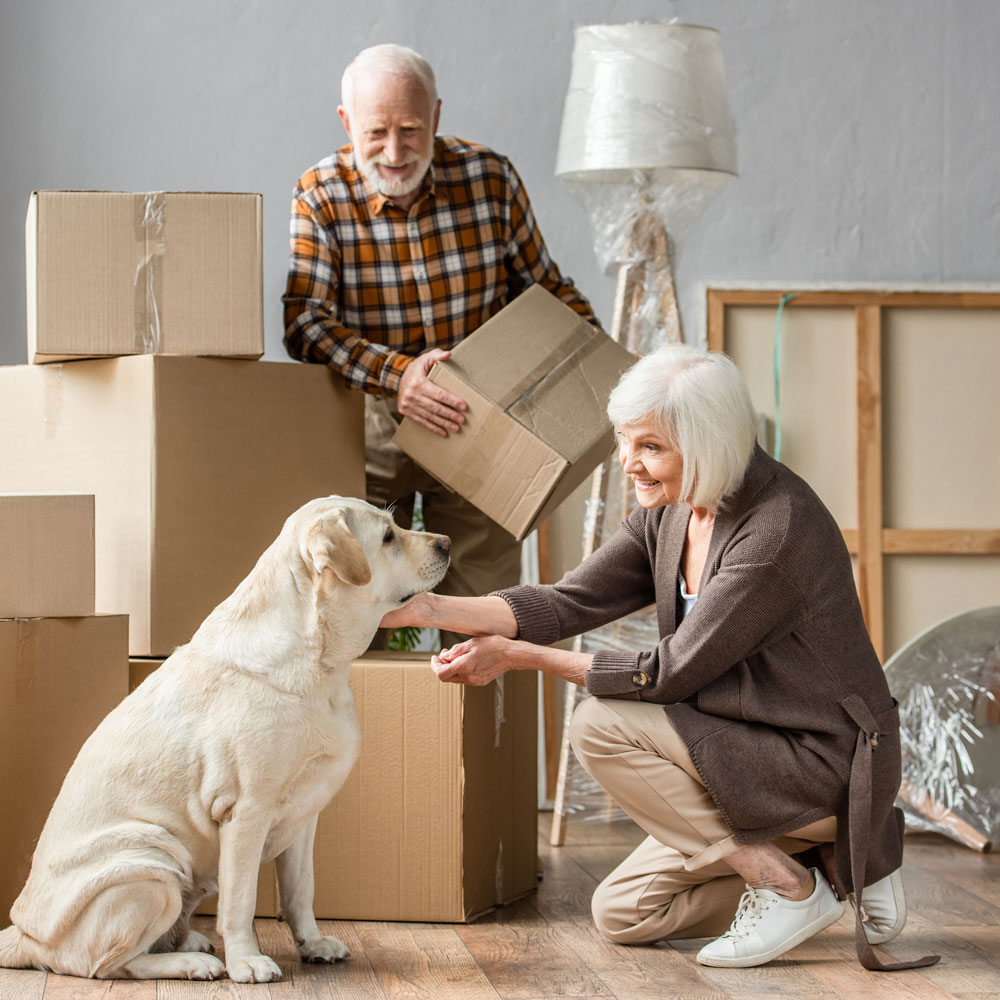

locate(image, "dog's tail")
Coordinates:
0 924 36 970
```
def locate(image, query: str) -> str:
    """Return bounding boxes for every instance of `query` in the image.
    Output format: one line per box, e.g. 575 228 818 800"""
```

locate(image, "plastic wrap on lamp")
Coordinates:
556 23 737 270
556 23 737 182
565 180 727 273
885 606 1000 851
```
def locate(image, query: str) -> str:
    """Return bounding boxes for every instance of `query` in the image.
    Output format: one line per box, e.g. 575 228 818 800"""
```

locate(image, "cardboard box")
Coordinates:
128 656 162 693
311 652 538 921
0 356 365 655
0 493 95 618
0 615 129 918
393 285 634 539
26 191 264 363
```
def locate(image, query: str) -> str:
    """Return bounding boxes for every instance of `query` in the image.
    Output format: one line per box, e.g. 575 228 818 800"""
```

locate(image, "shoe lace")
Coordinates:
722 887 776 940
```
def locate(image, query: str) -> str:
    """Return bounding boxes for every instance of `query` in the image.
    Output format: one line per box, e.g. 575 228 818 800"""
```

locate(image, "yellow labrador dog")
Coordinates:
0 496 449 983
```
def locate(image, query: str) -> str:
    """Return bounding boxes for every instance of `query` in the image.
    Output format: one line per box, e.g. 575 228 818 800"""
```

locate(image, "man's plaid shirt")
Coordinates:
282 136 599 395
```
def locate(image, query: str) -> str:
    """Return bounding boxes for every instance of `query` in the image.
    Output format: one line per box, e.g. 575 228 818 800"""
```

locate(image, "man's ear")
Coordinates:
303 511 371 587
432 98 441 134
337 104 352 142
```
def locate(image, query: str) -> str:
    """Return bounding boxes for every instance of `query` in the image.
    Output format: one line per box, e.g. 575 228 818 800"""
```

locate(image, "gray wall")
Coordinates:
1 0 997 368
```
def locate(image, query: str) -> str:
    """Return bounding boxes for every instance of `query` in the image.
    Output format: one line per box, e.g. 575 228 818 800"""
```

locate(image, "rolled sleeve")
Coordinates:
494 586 562 646
585 649 650 699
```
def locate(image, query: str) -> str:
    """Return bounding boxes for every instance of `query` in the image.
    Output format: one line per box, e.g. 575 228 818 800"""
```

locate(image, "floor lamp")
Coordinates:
548 22 738 845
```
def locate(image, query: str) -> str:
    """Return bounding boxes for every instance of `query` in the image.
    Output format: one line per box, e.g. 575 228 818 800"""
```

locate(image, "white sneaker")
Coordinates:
696 868 844 968
848 867 906 944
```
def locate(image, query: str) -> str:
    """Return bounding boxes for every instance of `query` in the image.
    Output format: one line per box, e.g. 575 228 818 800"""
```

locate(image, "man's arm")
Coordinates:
282 189 411 394
282 190 466 434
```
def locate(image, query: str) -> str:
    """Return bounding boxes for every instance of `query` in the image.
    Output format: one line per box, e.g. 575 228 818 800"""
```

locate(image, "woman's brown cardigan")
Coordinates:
501 445 903 898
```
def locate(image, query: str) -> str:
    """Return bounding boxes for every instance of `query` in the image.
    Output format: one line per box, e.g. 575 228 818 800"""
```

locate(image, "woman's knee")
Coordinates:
568 695 614 764
591 876 651 945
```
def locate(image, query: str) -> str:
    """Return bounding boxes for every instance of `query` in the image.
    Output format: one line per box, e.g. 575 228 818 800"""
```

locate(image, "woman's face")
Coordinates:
617 419 685 509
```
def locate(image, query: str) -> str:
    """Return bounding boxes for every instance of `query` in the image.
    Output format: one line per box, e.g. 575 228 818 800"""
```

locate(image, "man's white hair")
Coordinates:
341 43 438 116
607 343 758 511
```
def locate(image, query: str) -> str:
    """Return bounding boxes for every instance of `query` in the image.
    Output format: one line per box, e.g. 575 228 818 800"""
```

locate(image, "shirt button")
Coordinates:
632 672 648 687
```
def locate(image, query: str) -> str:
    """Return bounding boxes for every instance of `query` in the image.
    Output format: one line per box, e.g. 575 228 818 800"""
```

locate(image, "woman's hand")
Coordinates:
432 635 522 686
379 591 434 630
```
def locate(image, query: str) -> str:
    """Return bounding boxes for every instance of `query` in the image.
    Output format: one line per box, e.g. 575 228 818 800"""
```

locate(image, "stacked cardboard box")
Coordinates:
0 492 129 917
26 191 264 363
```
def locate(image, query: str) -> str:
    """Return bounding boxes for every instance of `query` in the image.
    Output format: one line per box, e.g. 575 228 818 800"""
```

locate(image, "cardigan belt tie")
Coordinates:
840 693 940 971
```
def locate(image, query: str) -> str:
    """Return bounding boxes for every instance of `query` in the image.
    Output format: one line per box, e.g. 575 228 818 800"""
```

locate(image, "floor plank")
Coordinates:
354 922 499 1000
457 897 613 998
0 969 47 1000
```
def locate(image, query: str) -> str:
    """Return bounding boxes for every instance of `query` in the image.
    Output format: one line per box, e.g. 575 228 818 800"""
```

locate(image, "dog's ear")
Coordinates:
303 511 372 587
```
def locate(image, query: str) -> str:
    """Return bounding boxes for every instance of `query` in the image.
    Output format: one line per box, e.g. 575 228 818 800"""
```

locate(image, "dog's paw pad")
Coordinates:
226 954 283 983
180 930 215 954
300 936 350 963
185 953 226 980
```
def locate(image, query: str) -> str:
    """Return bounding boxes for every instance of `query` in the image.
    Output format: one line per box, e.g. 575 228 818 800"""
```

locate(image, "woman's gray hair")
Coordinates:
341 44 438 117
607 343 758 510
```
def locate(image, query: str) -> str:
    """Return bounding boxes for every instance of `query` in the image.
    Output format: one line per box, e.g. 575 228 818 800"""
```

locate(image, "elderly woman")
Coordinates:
381 344 936 971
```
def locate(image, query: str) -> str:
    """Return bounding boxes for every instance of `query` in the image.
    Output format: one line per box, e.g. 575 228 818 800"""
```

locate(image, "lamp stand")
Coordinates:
548 211 682 847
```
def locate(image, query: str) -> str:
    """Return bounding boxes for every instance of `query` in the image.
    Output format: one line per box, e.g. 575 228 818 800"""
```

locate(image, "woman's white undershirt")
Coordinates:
679 577 698 621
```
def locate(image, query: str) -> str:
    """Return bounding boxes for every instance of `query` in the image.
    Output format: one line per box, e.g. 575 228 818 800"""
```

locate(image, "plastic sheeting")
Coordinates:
885 606 1000 851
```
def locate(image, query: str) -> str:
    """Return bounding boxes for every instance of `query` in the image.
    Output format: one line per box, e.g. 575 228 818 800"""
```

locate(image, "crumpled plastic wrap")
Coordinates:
563 178 730 277
885 606 1000 851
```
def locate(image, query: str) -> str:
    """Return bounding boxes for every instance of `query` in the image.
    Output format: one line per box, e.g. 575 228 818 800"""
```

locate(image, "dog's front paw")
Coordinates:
226 954 283 983
179 930 215 954
299 935 350 963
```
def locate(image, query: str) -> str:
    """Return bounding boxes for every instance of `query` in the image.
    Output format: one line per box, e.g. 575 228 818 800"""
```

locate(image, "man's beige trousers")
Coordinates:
365 396 522 647
570 695 837 942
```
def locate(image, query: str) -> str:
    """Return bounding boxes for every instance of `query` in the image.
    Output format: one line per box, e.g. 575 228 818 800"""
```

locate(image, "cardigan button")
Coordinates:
631 672 649 687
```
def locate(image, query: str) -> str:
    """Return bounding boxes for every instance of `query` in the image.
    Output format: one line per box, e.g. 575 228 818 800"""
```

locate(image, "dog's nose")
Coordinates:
436 535 451 553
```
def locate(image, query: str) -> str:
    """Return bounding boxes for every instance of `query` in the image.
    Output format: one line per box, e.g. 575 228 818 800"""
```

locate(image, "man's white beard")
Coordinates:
356 148 432 199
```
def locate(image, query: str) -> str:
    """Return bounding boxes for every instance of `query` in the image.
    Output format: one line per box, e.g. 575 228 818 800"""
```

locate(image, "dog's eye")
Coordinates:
383 529 395 544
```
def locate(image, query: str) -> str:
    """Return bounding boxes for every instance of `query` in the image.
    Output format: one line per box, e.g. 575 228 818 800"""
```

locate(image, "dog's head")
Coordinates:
293 496 450 611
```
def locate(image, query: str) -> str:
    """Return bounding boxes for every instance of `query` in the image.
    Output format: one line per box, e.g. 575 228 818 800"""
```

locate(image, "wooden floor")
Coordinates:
2 814 998 999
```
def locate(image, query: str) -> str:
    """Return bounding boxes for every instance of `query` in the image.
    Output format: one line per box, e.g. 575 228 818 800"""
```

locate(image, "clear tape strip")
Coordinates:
134 192 166 354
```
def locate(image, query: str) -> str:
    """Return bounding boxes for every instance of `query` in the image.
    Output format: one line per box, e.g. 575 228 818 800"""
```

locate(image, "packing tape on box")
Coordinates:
134 192 166 354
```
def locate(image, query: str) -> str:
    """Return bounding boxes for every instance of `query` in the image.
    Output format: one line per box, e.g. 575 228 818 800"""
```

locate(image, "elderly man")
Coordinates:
283 43 599 641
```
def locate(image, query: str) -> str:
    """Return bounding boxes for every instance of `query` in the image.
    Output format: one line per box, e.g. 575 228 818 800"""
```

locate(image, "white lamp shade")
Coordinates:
556 22 738 185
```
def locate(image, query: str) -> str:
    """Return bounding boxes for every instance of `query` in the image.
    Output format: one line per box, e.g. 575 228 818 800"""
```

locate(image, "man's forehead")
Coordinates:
352 71 432 115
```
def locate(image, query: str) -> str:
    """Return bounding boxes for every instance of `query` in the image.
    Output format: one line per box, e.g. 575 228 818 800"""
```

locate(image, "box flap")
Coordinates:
508 331 633 463
446 284 593 409
392 366 568 540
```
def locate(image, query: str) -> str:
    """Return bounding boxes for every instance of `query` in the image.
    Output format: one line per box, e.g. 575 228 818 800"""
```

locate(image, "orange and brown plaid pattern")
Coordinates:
282 136 598 395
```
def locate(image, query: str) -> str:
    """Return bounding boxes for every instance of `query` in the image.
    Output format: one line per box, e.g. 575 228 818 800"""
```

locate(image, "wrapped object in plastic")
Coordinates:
885 606 1000 851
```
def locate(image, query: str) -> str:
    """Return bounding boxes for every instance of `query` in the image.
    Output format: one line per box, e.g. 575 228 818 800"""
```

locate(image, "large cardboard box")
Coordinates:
311 652 538 921
0 356 365 655
393 285 635 539
0 493 95 619
0 615 129 918
26 191 264 363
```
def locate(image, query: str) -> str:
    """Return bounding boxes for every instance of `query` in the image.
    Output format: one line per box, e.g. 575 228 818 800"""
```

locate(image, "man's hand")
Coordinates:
397 348 467 437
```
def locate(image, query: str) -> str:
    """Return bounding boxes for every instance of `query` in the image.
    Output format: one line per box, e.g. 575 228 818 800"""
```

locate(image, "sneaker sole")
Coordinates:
696 901 845 968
